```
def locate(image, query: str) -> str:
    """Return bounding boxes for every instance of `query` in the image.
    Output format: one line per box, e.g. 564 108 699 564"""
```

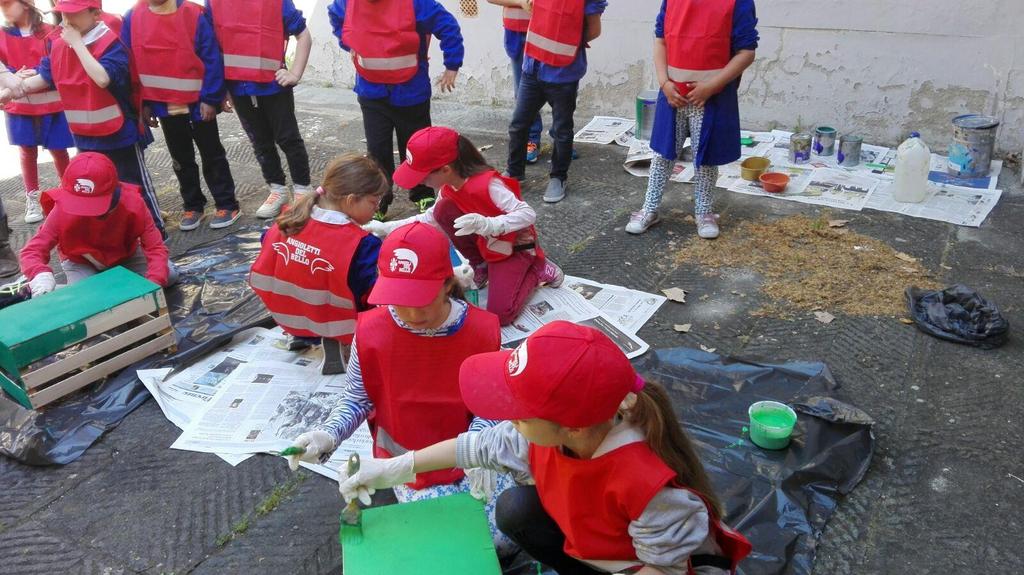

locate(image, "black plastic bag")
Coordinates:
906 284 1009 349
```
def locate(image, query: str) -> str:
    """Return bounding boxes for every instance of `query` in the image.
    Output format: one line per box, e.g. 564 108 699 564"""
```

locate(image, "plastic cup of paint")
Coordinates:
748 401 798 450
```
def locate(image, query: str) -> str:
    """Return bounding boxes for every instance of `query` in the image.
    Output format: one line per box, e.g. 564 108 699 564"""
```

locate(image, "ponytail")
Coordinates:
624 383 724 517
449 135 494 179
275 191 318 236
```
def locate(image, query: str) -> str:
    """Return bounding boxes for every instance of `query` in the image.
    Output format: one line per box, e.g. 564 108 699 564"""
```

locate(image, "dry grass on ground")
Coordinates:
680 214 943 317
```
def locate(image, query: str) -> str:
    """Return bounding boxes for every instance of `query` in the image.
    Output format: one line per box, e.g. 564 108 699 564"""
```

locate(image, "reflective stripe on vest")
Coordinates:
267 312 356 338
355 53 419 72
249 271 354 309
63 105 122 125
666 66 725 83
222 53 281 73
12 90 61 106
374 427 407 456
504 7 530 20
138 74 204 93
526 30 578 57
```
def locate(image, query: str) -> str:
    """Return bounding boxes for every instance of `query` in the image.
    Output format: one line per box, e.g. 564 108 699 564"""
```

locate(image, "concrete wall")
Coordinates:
304 0 1024 155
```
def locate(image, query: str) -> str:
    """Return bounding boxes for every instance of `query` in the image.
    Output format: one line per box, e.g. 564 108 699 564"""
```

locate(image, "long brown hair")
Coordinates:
622 383 724 517
448 135 494 179
4 1 45 34
276 153 388 236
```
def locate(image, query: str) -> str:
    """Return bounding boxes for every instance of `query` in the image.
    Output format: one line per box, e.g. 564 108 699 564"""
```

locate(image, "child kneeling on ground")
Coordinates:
340 321 752 574
20 152 175 296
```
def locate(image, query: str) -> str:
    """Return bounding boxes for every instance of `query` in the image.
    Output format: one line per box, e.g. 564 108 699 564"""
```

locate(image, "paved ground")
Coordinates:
1 86 1022 574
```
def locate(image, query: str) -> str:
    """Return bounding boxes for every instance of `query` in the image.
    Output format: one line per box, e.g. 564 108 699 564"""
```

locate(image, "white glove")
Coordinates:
286 430 336 471
453 213 505 237
465 467 498 501
29 272 56 297
362 219 404 238
453 263 475 291
338 451 416 505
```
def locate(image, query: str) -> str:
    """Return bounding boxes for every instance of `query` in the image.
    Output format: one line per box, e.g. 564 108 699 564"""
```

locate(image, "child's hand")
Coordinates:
15 67 37 79
286 430 335 471
683 81 721 108
453 213 504 237
338 451 415 505
199 102 217 122
466 468 498 501
275 68 301 87
519 0 533 12
0 88 12 105
60 24 84 48
141 106 159 128
221 95 234 114
29 272 56 297
661 81 686 108
437 69 458 93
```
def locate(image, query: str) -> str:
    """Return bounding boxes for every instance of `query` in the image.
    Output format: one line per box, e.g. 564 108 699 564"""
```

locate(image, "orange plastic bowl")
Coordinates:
759 172 790 193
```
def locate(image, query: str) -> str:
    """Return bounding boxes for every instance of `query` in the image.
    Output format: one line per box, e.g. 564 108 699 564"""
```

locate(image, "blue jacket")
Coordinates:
650 0 758 167
329 0 464 107
520 0 607 84
122 0 226 122
204 0 307 98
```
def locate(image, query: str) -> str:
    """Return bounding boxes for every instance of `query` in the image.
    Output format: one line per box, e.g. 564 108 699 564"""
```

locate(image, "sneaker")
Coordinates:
543 178 566 203
320 338 346 375
625 210 660 234
537 259 564 288
697 213 720 239
526 141 540 164
179 210 202 231
209 209 241 229
255 184 289 219
472 264 489 289
285 334 317 351
415 197 436 213
24 191 43 224
293 184 313 200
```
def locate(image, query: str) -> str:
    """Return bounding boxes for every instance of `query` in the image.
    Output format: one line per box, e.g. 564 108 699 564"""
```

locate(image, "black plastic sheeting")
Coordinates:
0 227 270 465
906 284 1009 349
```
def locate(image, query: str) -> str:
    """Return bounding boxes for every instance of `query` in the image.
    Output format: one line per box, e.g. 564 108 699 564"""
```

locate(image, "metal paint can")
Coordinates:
790 132 812 164
635 89 659 141
948 114 999 177
837 134 863 167
812 126 837 156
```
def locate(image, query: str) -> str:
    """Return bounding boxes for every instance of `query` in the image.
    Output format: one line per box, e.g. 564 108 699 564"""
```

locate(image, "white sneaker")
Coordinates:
24 191 43 224
293 184 313 200
255 183 289 219
625 210 659 234
697 213 720 239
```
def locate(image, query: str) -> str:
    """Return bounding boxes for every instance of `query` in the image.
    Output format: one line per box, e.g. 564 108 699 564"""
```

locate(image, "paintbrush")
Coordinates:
340 453 363 543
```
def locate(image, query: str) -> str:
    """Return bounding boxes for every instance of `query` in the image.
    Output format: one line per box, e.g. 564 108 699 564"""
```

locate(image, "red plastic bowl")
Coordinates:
759 172 790 193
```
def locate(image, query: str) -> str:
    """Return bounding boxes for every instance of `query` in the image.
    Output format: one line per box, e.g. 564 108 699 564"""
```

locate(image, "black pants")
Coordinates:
97 144 167 240
496 486 603 575
160 114 239 212
507 73 579 181
358 96 434 214
233 89 310 188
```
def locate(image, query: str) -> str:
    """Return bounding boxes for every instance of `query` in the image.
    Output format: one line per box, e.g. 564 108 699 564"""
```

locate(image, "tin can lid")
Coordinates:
952 114 999 130
815 126 837 133
840 134 863 143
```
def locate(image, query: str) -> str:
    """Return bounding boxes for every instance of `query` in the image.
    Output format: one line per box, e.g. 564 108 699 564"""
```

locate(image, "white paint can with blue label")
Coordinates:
948 114 999 178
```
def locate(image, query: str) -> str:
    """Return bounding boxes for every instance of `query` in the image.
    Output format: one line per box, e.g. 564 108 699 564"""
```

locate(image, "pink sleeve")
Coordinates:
18 215 60 280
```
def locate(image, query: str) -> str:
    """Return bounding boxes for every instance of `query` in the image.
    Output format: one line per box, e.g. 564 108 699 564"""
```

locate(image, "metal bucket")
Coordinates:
635 89 659 141
948 114 999 177
837 135 863 167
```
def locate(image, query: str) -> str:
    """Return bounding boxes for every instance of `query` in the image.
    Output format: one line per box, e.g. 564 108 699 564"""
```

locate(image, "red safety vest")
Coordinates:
440 170 544 263
530 439 752 573
50 29 124 137
357 304 500 490
525 0 584 67
250 218 366 343
0 26 63 116
502 6 530 33
100 12 123 36
129 1 205 105
209 0 284 83
665 0 734 93
342 0 420 84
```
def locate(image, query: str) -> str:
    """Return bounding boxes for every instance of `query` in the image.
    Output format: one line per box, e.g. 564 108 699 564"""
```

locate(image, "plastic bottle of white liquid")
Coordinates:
892 132 931 203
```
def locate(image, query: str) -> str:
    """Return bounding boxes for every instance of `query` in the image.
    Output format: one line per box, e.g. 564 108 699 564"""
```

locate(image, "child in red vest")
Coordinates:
206 0 312 220
2 0 167 240
20 152 174 297
0 0 72 224
122 0 240 232
365 126 563 326
626 0 758 239
250 154 387 375
340 321 753 574
284 222 518 557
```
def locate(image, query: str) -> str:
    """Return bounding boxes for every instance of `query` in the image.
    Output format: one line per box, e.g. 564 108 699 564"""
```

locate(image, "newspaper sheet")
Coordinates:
501 286 649 358
298 424 376 480
574 116 636 145
928 154 1002 190
866 181 1003 227
623 137 656 177
170 361 347 455
563 276 666 335
727 161 814 199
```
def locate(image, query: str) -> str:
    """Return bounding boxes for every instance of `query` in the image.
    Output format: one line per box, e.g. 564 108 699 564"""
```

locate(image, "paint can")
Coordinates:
635 89 660 141
790 132 812 164
948 114 999 177
812 126 836 156
837 134 863 167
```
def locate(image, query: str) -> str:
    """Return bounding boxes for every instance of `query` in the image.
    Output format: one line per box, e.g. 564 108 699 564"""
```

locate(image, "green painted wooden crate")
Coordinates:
0 267 175 409
340 492 501 575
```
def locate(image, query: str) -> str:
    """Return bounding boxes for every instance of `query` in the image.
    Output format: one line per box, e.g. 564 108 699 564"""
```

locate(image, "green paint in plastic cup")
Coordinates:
748 401 798 450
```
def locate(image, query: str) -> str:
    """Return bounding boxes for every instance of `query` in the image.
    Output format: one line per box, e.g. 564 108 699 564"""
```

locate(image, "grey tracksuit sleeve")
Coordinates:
455 420 534 484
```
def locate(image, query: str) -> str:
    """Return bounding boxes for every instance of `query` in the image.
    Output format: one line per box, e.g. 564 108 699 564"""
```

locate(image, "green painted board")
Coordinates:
340 493 501 575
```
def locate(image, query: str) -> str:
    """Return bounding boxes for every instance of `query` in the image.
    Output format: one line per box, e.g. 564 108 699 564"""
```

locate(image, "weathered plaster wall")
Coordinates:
307 0 1023 154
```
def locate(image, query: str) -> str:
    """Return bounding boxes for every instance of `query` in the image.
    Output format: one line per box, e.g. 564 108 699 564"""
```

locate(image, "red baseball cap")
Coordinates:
392 126 460 190
368 222 454 307
53 0 101 13
47 152 119 217
459 321 644 428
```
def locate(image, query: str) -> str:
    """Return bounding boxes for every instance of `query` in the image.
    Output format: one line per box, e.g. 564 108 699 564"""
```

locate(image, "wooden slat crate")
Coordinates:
0 267 175 409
